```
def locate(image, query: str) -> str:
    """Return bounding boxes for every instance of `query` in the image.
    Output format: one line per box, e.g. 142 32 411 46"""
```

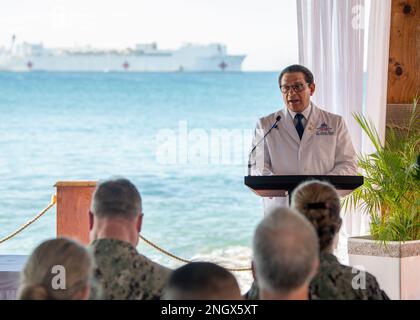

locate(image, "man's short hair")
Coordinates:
164 262 241 300
278 64 314 85
91 178 142 219
253 207 319 295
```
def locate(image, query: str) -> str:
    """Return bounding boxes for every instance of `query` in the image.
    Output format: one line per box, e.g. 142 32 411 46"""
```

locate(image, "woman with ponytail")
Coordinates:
292 180 389 300
18 237 92 300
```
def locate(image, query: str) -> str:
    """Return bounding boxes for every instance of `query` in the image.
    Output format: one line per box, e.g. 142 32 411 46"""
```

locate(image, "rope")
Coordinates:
0 194 57 245
139 234 252 272
0 194 251 272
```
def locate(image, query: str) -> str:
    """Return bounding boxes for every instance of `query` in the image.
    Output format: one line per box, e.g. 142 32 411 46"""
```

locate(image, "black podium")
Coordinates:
244 175 363 204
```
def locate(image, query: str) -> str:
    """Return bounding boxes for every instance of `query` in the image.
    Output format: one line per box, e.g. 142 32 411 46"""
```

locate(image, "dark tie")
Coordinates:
295 113 304 140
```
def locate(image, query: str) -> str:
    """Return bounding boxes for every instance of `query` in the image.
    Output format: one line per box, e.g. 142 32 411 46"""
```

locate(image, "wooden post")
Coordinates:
386 0 420 127
55 181 97 244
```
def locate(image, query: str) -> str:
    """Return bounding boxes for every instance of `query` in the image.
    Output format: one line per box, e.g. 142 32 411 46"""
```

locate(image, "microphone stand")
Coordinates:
247 115 281 176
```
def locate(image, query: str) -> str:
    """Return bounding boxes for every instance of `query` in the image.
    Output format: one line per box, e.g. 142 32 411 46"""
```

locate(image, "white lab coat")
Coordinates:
250 102 357 212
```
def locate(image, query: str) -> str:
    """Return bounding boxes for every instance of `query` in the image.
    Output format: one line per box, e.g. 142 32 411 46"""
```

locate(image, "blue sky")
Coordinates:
0 0 299 71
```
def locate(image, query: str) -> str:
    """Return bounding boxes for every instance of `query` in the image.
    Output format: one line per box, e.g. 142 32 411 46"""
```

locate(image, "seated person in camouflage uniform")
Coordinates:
88 177 171 300
292 180 390 300
163 262 243 300
252 207 319 300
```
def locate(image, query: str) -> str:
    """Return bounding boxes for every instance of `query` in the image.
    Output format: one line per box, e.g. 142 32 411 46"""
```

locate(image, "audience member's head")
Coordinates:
163 262 243 300
292 180 342 253
89 177 143 246
252 207 319 300
19 237 92 300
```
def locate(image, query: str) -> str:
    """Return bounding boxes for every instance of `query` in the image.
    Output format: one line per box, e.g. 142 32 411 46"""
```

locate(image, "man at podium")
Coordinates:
249 65 357 211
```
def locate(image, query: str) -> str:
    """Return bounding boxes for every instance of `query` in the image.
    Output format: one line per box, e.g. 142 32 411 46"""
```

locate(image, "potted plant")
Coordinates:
343 97 420 300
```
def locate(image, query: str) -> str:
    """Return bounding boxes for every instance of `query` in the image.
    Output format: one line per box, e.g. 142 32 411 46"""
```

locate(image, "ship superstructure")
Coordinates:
0 40 245 72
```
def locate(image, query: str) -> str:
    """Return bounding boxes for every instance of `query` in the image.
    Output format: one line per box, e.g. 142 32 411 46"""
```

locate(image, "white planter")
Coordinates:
348 236 420 300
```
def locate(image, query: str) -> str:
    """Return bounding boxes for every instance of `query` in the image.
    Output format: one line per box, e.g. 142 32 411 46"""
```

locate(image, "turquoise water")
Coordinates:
0 72 283 272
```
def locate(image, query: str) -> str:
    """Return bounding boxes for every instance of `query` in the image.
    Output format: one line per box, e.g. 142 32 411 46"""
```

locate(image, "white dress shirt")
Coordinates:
287 103 312 129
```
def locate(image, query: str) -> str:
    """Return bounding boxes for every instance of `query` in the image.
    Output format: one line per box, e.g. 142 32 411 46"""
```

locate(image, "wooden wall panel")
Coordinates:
387 0 420 104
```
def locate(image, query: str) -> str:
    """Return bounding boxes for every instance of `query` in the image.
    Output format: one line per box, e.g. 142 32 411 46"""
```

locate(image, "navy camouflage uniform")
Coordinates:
309 253 389 300
89 238 171 300
245 253 389 300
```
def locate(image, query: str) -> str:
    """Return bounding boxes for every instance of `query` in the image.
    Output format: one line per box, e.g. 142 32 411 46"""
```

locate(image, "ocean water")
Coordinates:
0 72 287 290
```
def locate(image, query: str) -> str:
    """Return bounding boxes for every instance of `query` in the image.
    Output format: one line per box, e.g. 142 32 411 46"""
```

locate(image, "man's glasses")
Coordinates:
280 83 310 94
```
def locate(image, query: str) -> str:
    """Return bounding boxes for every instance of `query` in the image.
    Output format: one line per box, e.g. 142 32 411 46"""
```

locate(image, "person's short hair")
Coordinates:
278 64 314 85
19 237 92 300
253 207 319 295
292 180 342 252
164 262 242 300
90 177 142 219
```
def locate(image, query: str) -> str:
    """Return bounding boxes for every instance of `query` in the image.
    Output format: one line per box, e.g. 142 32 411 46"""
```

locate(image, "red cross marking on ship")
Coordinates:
218 61 228 70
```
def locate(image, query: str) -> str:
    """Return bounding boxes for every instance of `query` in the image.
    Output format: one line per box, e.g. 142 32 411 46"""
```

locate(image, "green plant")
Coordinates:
343 97 420 242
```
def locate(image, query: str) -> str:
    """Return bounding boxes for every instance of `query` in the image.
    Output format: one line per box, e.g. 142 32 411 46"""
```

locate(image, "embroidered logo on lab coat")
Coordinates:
316 122 335 136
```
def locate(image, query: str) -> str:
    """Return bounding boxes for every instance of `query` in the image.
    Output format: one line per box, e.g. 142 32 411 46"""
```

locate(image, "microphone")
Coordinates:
247 115 281 176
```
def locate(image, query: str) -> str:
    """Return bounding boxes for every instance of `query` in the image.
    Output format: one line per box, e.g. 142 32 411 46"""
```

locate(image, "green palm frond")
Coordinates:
352 112 383 153
344 97 420 242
